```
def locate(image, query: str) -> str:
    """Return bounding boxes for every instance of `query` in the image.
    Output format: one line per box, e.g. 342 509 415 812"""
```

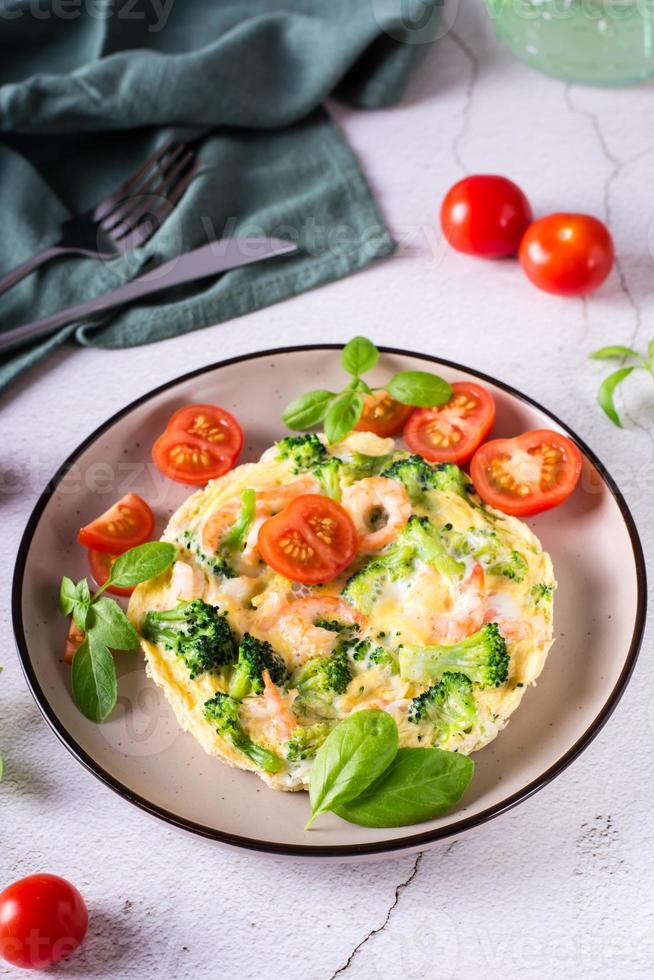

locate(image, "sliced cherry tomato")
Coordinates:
258 494 358 585
152 403 243 485
88 549 134 597
403 381 496 465
354 391 414 438
470 429 582 516
64 618 85 665
77 492 154 553
0 874 88 969
441 175 532 258
519 213 614 296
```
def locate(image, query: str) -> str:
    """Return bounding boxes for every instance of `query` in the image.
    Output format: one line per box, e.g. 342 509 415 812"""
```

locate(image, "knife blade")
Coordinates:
0 237 298 353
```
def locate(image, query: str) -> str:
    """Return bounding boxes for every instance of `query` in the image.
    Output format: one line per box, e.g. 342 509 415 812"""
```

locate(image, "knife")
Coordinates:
0 237 298 353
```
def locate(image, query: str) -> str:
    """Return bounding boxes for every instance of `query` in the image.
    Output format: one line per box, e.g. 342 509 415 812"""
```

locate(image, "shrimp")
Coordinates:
430 564 486 643
168 560 206 603
253 594 364 668
262 669 296 740
341 477 411 553
201 477 317 559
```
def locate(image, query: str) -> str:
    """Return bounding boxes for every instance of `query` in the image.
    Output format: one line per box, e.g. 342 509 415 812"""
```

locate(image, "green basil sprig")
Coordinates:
306 710 474 830
58 541 175 723
590 340 654 427
282 337 453 444
334 747 474 827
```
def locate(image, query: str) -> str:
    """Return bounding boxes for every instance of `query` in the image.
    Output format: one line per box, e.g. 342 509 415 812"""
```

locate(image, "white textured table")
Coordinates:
2 6 653 979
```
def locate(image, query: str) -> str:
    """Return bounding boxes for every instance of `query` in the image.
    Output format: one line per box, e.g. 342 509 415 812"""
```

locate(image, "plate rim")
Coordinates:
12 344 648 858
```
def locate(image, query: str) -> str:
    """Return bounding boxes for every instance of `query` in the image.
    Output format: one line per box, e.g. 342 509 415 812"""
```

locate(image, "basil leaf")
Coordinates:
386 371 452 407
108 542 176 588
597 366 634 427
71 633 117 723
324 391 364 444
72 580 91 631
58 576 78 616
334 748 474 828
649 339 654 363
87 597 139 651
282 390 336 430
306 710 399 829
341 336 378 377
590 345 639 361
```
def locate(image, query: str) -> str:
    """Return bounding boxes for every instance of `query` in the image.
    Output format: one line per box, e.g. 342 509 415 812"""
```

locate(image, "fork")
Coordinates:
0 140 199 297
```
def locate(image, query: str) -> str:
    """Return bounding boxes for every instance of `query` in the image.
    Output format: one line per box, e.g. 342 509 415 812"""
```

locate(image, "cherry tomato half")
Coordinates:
0 874 88 970
88 549 135 597
519 213 614 296
152 404 243 485
258 494 358 585
354 391 414 438
64 618 85 665
470 429 582 517
403 381 496 465
77 492 154 554
441 175 532 258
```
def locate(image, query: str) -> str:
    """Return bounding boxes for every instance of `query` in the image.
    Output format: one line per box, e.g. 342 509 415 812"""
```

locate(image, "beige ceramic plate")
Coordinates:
12 346 646 859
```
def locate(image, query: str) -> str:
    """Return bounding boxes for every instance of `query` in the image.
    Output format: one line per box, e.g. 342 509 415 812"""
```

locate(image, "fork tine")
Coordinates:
101 149 196 234
93 139 186 222
111 161 200 250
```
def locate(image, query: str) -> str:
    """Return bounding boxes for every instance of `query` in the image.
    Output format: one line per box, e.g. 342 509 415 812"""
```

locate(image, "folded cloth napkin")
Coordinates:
0 0 441 392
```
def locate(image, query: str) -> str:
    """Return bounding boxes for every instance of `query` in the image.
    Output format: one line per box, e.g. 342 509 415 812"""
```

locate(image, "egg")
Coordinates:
128 432 555 792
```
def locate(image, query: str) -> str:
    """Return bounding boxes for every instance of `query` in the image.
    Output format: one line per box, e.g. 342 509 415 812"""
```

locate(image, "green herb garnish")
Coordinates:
282 337 452 444
305 709 474 829
58 541 176 722
590 340 654 427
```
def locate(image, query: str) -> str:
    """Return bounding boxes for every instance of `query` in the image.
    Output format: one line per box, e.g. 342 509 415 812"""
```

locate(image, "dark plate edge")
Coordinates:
11 344 648 859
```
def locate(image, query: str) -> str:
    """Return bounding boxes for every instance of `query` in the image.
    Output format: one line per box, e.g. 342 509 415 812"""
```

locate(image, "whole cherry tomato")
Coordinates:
441 175 532 258
519 213 614 296
0 874 88 970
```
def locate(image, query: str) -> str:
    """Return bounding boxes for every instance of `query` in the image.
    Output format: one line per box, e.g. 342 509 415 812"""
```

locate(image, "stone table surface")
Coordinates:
1 5 653 979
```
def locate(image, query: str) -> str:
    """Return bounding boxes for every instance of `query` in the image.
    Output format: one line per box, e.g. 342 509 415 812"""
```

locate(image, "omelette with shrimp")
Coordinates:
128 431 555 791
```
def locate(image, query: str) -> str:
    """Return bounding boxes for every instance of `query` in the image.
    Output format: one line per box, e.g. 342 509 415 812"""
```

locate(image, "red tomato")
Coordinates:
258 495 358 585
77 492 154 554
0 874 88 970
152 403 243 485
441 175 532 258
519 213 614 296
354 391 414 438
403 381 496 465
470 429 582 516
64 619 85 665
88 549 134 597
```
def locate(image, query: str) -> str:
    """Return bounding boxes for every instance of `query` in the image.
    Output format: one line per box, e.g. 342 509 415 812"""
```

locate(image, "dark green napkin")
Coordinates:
0 0 440 391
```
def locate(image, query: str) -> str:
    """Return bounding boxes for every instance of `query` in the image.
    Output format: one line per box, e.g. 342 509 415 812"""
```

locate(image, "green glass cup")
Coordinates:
486 0 654 85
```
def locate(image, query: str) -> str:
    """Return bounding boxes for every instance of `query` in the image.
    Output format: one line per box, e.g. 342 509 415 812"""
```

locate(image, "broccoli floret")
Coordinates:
402 515 465 581
292 646 353 718
443 526 528 584
381 454 443 504
286 722 332 761
314 456 343 501
489 550 528 582
431 463 477 500
220 488 256 554
205 555 237 579
342 542 415 615
276 434 327 472
342 452 399 482
399 623 509 688
531 583 554 608
228 632 288 699
203 692 283 774
143 599 236 679
408 672 478 744
342 515 463 615
347 637 398 673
